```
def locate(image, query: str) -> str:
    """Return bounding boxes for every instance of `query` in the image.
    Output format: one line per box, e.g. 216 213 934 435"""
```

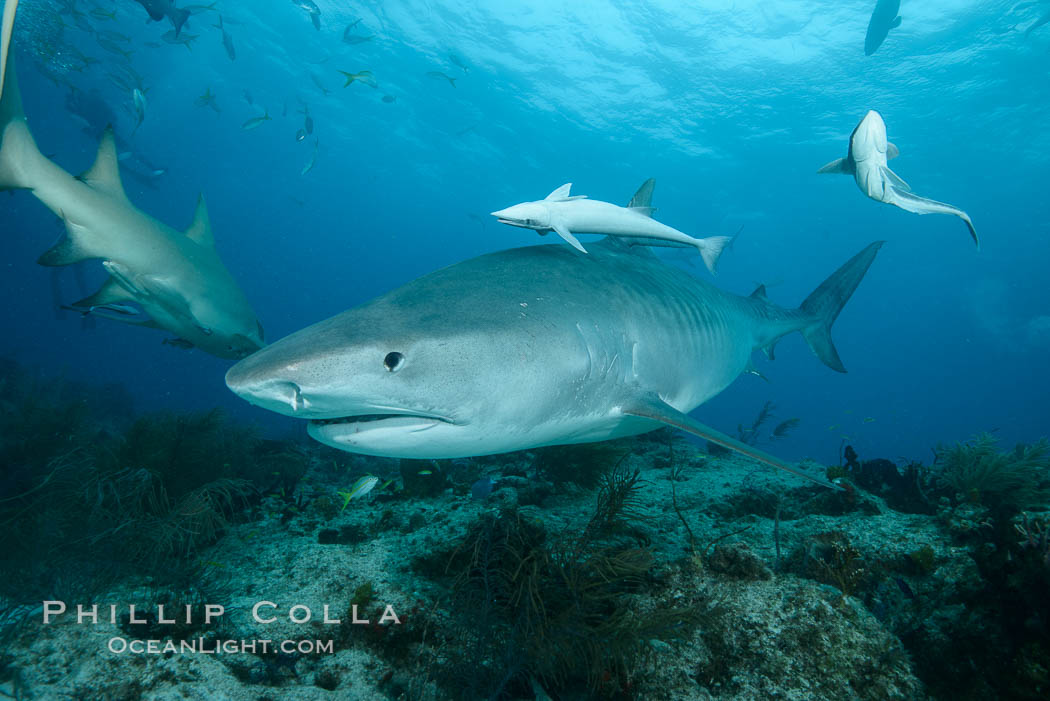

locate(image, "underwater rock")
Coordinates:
317 524 368 545
705 542 773 580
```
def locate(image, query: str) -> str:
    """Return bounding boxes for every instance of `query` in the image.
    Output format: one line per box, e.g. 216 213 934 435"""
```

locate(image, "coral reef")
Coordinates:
1 359 1048 700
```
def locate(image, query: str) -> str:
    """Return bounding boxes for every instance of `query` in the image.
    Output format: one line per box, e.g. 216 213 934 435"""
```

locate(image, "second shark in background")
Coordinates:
818 110 978 248
0 1 264 358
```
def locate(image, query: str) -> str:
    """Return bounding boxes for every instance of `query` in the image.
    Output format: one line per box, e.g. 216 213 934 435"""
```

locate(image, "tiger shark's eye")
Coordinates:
384 352 405 372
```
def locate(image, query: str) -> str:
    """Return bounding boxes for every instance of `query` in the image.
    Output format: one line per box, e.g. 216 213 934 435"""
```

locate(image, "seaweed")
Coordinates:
936 433 1050 514
431 461 699 698
0 361 310 642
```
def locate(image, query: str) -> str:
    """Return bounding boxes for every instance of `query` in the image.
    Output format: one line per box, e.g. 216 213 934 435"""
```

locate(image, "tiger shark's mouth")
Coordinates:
308 412 455 428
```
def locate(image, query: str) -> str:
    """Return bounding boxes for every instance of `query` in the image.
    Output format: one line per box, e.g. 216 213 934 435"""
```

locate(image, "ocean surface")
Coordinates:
1 1 1049 699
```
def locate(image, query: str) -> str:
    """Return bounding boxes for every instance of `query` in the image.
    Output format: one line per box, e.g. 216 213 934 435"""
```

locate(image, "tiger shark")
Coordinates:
818 110 978 248
491 180 733 274
0 0 264 359
226 237 883 490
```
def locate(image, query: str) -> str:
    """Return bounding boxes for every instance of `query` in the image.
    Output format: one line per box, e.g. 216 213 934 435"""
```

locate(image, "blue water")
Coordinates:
2 0 1048 465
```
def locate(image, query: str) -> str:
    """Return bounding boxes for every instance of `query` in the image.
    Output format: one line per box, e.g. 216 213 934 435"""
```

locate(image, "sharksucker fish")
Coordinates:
0 0 264 359
818 110 978 248
226 238 883 490
491 180 733 274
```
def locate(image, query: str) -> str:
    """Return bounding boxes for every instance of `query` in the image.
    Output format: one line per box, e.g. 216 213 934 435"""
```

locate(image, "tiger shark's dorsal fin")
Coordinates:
78 126 127 201
627 177 655 213
545 183 572 201
186 194 214 248
749 284 769 302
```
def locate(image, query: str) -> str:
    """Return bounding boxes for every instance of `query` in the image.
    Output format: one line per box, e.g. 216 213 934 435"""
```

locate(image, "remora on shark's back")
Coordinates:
492 179 733 274
0 0 264 358
818 110 978 247
226 238 883 490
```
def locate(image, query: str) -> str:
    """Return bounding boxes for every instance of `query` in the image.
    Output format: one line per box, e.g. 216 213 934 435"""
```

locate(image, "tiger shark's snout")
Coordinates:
225 349 323 417
224 370 309 416
854 110 888 155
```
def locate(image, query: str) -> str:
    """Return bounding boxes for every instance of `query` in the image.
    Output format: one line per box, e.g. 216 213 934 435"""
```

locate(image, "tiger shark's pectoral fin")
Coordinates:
551 221 587 253
622 394 843 490
817 157 853 175
886 185 980 249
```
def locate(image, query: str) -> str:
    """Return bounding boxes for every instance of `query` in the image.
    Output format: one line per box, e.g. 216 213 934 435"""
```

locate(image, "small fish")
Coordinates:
894 576 916 600
417 470 433 476
71 12 94 32
163 337 195 350
295 128 306 142
426 71 457 88
310 73 330 96
241 111 271 130
162 30 199 50
300 139 319 176
184 2 219 14
108 72 135 92
195 87 221 114
243 89 254 106
132 88 147 131
300 106 313 134
863 417 876 423
342 18 374 44
339 70 377 88
96 30 131 43
337 475 380 510
381 94 396 104
98 39 133 60
471 477 494 501
91 8 117 20
215 16 235 61
291 0 321 30
449 53 469 74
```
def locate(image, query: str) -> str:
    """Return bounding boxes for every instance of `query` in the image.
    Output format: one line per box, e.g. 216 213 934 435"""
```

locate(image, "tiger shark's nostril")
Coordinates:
275 381 305 411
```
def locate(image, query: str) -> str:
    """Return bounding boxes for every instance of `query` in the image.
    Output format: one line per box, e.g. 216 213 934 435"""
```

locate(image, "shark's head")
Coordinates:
145 285 265 360
849 110 889 162
213 320 266 359
490 201 552 231
225 313 504 457
225 278 594 458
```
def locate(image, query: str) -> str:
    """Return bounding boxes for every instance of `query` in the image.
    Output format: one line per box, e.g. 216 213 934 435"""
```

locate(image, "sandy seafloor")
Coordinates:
3 426 1007 701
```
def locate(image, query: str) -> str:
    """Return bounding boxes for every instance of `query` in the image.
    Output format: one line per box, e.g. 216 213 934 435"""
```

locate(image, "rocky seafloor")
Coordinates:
2 407 1047 700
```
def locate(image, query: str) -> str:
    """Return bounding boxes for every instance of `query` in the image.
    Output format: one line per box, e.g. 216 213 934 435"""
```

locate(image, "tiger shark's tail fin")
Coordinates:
799 240 884 373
